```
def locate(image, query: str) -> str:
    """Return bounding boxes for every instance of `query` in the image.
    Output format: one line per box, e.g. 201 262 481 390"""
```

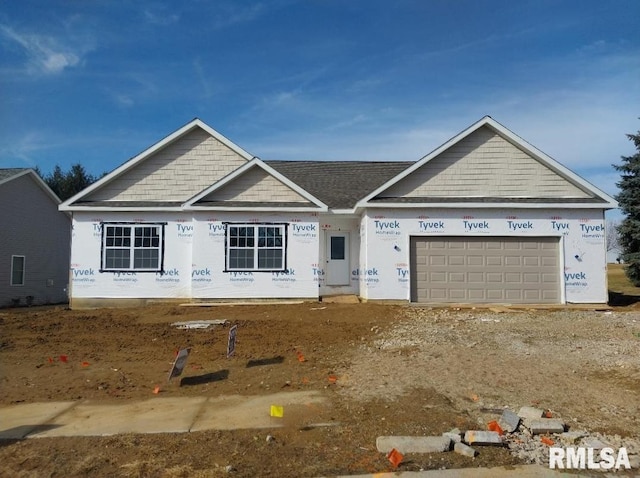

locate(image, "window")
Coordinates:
225 223 287 271
11 255 25 286
101 223 165 272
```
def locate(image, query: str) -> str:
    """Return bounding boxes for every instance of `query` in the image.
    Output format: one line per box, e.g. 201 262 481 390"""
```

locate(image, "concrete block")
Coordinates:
518 406 544 420
558 431 586 445
528 418 565 435
376 436 452 454
455 442 477 457
581 438 609 450
498 409 520 433
464 430 502 446
443 431 462 443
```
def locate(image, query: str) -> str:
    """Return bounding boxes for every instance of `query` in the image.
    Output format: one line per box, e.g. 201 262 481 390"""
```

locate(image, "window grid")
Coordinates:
102 224 163 271
226 224 286 271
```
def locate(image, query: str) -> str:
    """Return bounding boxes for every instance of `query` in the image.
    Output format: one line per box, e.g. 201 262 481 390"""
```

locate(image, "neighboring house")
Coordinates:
59 116 617 308
0 169 71 307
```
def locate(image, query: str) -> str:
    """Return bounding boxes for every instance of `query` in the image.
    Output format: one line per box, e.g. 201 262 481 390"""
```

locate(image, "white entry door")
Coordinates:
326 232 350 285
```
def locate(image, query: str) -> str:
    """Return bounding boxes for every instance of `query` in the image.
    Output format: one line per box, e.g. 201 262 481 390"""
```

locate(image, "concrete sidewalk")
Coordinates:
0 394 603 477
0 390 326 439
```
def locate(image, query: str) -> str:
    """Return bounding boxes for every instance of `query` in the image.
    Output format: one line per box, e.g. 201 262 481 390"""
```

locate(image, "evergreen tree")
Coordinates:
613 127 640 286
36 163 99 201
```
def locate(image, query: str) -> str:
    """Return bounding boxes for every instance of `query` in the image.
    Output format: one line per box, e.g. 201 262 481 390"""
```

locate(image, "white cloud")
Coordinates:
0 24 83 75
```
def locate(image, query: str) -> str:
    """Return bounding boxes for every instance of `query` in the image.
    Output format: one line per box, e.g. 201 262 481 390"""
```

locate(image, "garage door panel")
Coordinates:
430 271 446 282
467 256 484 266
449 272 465 282
468 272 484 282
430 256 446 266
505 256 521 266
523 272 540 283
449 256 465 265
486 256 502 266
410 236 560 304
505 272 521 283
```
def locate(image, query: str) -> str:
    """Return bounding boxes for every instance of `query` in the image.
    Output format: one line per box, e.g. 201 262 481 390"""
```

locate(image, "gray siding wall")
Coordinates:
0 174 70 306
86 129 248 202
203 167 308 203
383 126 591 198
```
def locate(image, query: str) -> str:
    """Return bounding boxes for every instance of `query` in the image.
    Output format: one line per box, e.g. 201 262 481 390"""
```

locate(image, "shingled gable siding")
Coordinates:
0 174 70 306
383 127 591 199
202 167 309 203
86 128 247 202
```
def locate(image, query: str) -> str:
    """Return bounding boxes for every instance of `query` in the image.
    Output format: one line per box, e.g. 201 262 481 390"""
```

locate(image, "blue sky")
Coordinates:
1 0 638 215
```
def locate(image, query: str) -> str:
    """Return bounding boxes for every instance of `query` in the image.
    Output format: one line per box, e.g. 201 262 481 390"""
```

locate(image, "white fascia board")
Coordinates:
184 158 328 209
361 201 616 210
328 209 358 215
187 206 326 212
59 206 185 212
356 116 618 209
60 118 255 208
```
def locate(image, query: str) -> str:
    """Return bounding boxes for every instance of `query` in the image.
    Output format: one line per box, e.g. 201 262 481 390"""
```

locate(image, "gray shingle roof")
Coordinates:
266 161 413 209
368 197 607 204
0 168 29 182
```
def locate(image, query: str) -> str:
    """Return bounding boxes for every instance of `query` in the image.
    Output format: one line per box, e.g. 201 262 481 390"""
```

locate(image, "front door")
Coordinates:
326 232 350 285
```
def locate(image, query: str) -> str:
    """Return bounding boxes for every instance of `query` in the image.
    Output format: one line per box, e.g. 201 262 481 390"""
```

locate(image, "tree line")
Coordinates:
36 164 103 202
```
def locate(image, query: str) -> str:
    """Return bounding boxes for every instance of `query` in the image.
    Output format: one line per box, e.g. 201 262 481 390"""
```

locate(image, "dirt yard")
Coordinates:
1 301 639 477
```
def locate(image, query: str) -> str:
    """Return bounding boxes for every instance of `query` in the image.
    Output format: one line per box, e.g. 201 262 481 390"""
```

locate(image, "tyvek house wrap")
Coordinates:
359 208 607 304
69 212 320 300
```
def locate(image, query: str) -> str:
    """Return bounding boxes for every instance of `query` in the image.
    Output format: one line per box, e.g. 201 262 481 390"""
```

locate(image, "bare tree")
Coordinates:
606 219 621 254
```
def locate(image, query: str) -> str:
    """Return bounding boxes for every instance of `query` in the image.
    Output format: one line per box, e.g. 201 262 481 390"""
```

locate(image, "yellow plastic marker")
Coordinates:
270 405 284 418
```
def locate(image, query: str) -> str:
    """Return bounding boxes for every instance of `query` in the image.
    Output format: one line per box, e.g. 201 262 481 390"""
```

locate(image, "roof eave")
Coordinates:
59 205 185 212
360 199 617 209
185 205 328 212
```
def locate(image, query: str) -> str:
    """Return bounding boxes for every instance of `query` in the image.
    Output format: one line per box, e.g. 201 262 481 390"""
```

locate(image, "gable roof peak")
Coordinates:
60 118 256 209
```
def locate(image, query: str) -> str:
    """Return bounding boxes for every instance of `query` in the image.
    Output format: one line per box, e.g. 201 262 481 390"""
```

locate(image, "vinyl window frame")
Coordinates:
224 223 288 272
10 255 25 286
100 222 166 273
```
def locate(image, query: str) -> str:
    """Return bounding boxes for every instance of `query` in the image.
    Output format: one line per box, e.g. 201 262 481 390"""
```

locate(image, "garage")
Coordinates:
410 236 561 304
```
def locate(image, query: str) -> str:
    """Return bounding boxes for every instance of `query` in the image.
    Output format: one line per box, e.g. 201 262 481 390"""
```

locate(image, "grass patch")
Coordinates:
608 264 640 306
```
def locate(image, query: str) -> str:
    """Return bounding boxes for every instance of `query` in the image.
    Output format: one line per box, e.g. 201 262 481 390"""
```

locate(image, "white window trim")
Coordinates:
10 255 25 286
224 223 288 272
100 222 166 272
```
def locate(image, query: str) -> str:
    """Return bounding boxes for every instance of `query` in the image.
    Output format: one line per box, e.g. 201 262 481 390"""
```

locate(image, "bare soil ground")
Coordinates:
1 301 639 477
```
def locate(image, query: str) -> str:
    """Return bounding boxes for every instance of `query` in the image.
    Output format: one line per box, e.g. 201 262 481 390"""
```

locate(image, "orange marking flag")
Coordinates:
387 448 404 468
487 420 504 435
541 436 554 446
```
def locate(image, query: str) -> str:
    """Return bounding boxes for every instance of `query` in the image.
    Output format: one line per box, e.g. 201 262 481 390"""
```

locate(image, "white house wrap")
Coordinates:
60 117 616 308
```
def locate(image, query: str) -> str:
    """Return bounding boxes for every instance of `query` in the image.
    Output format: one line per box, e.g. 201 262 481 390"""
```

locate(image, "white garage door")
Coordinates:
410 236 560 304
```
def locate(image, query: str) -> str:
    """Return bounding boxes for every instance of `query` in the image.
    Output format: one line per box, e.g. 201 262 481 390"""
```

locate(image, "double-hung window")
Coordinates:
101 223 165 272
225 223 287 271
